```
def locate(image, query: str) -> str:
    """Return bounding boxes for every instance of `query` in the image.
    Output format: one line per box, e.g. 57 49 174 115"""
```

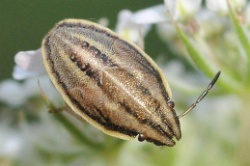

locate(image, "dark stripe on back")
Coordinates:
57 31 118 68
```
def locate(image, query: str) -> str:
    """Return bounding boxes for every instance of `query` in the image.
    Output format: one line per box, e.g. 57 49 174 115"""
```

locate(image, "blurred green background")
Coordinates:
0 0 172 80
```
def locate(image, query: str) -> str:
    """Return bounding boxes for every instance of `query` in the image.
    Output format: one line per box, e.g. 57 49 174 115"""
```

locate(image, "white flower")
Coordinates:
0 77 60 107
115 9 151 46
13 49 45 80
0 80 28 106
206 0 247 15
131 1 202 24
195 8 228 38
165 0 202 21
130 5 169 24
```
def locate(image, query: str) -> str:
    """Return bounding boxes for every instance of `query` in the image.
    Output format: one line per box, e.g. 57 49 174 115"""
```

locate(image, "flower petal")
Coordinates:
164 0 177 19
115 9 151 44
0 80 28 106
165 0 202 21
206 0 246 15
0 76 60 107
132 4 169 24
13 49 45 80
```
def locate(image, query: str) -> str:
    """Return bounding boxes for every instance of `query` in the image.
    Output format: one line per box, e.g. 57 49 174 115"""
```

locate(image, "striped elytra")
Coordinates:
41 19 220 146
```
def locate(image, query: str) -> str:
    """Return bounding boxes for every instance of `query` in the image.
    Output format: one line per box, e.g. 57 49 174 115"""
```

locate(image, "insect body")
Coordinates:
42 19 220 146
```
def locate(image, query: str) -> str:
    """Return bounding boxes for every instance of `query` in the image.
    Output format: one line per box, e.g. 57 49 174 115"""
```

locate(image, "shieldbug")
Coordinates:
42 19 220 146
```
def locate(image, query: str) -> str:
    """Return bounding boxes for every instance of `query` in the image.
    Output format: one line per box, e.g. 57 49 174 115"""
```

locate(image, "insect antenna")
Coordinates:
178 71 221 118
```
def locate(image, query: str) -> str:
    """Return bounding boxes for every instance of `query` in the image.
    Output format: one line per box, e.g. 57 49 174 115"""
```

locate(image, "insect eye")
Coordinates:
167 101 175 109
138 133 146 142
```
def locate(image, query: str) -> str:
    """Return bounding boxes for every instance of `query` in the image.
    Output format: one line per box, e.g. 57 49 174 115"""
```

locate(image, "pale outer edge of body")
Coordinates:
41 18 173 141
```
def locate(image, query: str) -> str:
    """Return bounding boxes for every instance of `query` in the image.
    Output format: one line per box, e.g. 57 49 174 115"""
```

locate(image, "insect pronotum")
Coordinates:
42 19 220 146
